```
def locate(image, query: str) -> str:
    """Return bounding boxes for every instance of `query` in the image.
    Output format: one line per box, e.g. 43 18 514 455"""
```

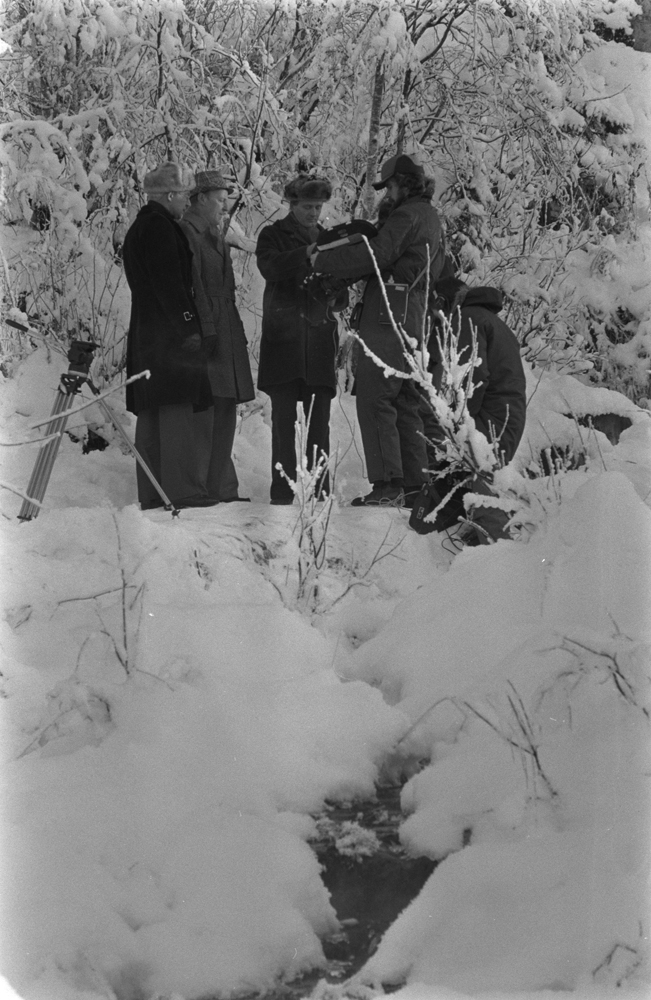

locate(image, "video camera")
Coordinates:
315 219 378 251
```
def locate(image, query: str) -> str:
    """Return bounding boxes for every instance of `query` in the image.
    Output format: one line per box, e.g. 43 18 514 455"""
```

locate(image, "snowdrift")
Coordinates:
1 346 650 1000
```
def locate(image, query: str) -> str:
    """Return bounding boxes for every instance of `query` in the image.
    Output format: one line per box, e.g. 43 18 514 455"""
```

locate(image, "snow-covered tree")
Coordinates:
1 0 649 400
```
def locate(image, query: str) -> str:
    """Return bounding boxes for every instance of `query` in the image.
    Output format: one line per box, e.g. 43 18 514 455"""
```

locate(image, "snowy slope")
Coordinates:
0 345 650 1000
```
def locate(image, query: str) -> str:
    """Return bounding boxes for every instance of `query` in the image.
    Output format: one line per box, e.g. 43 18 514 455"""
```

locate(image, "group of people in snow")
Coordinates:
123 154 526 539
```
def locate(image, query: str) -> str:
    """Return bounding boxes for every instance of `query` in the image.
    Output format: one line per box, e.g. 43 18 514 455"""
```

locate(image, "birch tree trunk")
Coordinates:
363 57 385 218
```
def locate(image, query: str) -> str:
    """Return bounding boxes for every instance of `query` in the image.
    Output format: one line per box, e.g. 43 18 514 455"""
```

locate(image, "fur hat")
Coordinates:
283 174 332 203
192 170 234 196
372 154 424 190
142 162 195 194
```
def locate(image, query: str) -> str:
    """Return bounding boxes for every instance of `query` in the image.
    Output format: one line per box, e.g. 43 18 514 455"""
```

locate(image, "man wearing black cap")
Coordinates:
123 162 217 510
179 170 255 502
313 153 445 506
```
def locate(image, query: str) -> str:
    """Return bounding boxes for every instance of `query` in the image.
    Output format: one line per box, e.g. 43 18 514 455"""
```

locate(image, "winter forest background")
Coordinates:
1 2 651 1000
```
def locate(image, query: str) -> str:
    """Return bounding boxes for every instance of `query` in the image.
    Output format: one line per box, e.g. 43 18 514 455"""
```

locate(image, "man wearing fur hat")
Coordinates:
256 173 347 504
123 161 218 510
179 170 255 502
313 154 445 507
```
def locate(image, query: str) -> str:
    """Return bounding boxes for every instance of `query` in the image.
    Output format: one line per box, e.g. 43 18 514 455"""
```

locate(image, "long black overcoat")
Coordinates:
123 201 212 414
179 208 255 402
256 213 344 395
430 287 527 464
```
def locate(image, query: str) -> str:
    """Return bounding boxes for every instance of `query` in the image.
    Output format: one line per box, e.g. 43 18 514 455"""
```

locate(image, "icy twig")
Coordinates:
276 405 338 612
0 431 61 447
559 633 649 718
0 481 44 507
459 686 558 800
29 370 150 428
322 525 406 613
394 696 466 748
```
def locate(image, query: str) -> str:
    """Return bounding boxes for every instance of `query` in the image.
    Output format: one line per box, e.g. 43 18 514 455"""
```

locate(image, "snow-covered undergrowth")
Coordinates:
1 347 650 1000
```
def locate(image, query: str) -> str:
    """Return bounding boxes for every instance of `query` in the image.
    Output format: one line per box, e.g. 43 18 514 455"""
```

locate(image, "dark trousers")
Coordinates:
134 403 209 506
355 356 428 487
267 381 331 501
193 397 239 501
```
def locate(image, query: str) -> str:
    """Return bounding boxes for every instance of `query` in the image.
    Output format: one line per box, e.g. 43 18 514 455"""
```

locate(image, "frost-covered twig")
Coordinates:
355 236 498 487
558 632 650 719
322 525 406 613
0 431 61 447
276 406 337 612
459 687 558 801
29 370 150 428
0 481 43 508
394 695 466 748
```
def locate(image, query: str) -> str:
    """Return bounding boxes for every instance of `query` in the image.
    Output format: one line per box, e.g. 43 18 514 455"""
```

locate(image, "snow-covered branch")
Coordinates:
29 371 150 429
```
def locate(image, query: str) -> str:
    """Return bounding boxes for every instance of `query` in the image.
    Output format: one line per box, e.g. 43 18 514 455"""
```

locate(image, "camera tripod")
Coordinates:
8 322 178 520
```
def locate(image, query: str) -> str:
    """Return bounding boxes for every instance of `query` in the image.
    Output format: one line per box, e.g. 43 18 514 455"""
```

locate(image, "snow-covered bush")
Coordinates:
1 0 650 400
276 410 337 613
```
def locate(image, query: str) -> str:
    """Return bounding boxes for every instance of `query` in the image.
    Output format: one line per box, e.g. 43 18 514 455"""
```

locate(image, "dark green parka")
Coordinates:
313 195 444 371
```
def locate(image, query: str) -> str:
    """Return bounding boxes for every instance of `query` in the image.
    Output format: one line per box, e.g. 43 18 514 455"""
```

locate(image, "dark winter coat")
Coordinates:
430 287 527 465
256 213 346 395
123 201 212 415
179 208 255 402
314 196 444 372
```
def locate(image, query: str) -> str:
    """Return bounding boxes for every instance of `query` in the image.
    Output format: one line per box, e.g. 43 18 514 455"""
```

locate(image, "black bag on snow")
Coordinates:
409 475 471 535
408 482 442 535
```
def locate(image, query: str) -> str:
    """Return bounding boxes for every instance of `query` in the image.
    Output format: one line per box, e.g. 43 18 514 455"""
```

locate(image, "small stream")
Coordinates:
235 784 437 1000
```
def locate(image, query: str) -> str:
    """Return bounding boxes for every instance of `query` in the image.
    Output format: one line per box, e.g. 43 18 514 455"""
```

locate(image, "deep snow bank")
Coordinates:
0 504 409 999
342 473 651 995
1 342 651 999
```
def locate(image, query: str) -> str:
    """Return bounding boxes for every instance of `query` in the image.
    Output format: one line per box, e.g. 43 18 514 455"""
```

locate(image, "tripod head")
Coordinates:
5 319 99 395
61 340 99 395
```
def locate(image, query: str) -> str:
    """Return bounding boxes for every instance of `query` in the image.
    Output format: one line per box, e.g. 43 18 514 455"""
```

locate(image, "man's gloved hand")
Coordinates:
181 332 202 353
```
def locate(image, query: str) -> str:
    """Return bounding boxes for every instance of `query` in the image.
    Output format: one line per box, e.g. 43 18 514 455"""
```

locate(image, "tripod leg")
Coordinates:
18 390 75 521
96 399 179 515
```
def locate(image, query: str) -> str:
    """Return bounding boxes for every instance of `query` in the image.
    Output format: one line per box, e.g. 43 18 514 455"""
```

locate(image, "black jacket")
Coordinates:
256 213 345 394
123 201 212 414
430 287 526 465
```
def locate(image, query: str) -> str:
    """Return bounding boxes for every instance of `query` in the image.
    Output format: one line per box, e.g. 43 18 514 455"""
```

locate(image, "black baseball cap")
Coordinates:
373 154 425 190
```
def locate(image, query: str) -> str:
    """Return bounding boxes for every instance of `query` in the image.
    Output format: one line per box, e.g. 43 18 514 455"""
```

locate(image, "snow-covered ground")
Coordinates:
1 345 650 1000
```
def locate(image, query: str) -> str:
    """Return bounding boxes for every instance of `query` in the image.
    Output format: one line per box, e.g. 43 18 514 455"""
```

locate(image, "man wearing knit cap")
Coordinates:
256 173 348 504
179 170 255 502
123 161 217 509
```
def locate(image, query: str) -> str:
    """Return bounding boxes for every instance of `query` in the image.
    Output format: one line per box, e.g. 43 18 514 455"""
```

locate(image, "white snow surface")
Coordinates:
0 347 650 1000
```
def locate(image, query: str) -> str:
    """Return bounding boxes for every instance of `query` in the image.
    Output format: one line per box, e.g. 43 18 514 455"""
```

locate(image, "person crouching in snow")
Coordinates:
312 153 446 507
417 276 527 542
255 174 348 505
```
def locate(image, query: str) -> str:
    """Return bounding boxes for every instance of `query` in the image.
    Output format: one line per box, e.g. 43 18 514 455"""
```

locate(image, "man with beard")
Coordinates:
313 154 445 506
